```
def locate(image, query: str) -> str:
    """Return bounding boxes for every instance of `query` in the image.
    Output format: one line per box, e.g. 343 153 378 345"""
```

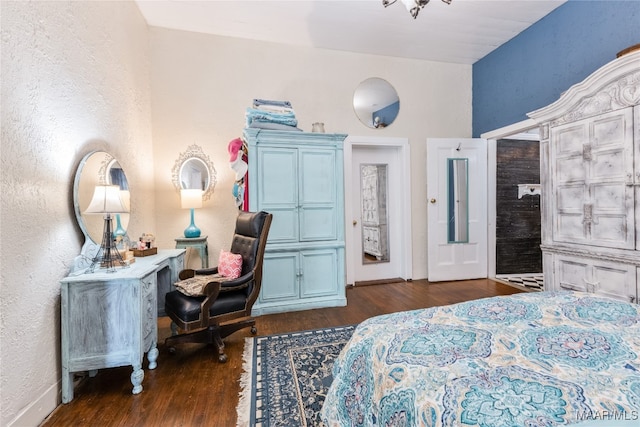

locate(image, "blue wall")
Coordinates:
472 0 640 137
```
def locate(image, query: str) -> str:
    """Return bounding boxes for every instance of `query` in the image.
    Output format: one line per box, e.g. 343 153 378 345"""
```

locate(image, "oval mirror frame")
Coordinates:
74 151 130 245
171 144 217 200
353 77 400 129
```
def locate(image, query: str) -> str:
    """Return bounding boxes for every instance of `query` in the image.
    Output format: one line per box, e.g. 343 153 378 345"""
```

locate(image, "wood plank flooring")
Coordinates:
41 279 522 427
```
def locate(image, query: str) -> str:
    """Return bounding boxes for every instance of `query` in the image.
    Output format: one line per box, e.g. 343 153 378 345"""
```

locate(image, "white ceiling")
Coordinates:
135 0 566 65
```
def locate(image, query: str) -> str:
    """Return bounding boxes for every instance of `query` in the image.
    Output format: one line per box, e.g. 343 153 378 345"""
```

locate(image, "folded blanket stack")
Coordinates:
245 99 302 132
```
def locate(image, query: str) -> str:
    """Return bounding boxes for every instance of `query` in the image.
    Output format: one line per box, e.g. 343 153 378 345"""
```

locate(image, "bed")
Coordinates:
320 291 640 426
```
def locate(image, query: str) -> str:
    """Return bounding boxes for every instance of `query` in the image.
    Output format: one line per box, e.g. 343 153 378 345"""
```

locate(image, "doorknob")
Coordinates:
353 220 358 226
430 198 437 204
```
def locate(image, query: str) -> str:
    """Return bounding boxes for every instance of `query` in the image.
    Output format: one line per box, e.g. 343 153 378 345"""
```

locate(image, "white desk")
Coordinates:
60 249 184 403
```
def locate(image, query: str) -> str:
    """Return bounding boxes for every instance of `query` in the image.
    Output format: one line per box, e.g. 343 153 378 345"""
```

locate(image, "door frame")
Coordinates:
481 118 539 279
344 135 412 286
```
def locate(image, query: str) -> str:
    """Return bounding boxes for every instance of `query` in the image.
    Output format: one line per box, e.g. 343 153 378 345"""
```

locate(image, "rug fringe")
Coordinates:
236 337 254 427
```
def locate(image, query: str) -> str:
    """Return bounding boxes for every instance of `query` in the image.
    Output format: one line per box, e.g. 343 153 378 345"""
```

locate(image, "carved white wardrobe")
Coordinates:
528 50 640 303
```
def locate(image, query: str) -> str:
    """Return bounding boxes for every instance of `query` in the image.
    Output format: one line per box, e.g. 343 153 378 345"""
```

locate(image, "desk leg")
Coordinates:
147 343 158 370
203 245 209 268
61 368 74 403
131 364 144 395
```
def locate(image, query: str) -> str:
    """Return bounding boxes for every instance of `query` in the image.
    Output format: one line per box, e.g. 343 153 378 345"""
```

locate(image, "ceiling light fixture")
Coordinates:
383 0 452 19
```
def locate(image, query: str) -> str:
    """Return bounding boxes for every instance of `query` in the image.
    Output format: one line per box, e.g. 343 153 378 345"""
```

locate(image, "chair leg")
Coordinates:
165 326 229 363
219 318 256 339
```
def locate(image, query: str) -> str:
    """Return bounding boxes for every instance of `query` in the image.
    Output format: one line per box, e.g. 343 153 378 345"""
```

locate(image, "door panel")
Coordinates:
427 138 487 281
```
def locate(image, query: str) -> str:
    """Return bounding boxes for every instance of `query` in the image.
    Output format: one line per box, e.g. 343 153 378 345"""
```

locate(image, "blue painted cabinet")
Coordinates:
245 128 347 314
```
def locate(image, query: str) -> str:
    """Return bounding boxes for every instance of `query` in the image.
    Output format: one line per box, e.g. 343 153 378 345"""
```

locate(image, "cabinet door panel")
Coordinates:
300 249 337 298
261 252 298 301
67 282 138 363
554 253 636 302
552 108 634 248
593 263 635 302
555 255 590 292
258 149 298 242
299 150 337 241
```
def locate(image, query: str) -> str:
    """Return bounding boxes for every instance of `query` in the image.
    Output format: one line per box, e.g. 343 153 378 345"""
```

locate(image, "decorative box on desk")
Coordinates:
244 128 348 315
131 247 158 257
60 249 185 403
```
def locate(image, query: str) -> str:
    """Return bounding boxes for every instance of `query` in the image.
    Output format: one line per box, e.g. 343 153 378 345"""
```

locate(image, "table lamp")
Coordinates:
112 189 130 240
181 189 203 238
84 185 130 272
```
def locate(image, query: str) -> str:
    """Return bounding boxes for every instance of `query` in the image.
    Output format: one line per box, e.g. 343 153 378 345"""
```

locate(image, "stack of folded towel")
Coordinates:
245 99 302 131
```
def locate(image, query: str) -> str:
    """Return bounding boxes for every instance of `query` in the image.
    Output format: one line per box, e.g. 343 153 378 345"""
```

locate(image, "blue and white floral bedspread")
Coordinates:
321 291 640 426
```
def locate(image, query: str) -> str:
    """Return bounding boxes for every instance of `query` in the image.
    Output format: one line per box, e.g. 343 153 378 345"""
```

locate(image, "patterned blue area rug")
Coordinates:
237 325 356 427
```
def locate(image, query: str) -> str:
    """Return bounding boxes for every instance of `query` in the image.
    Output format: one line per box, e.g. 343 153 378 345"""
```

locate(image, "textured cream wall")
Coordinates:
0 1 153 426
149 28 472 276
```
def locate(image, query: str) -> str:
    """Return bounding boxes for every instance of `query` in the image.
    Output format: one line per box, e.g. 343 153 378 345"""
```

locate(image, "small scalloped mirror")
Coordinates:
171 145 217 200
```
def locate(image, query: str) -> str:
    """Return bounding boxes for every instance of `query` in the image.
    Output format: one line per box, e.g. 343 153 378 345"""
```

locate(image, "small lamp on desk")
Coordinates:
84 185 130 272
181 189 203 238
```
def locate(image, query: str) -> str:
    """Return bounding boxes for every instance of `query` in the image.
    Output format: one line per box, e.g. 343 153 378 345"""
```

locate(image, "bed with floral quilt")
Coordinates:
320 291 640 426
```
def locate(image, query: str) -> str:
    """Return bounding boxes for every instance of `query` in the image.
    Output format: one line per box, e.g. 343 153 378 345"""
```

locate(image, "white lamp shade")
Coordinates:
181 189 203 209
84 185 129 214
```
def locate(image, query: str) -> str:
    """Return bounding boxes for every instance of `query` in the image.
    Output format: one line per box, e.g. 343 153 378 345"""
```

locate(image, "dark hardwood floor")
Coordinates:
41 279 523 426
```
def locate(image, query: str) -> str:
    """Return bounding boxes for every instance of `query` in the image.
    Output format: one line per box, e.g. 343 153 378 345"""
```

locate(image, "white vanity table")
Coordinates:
60 249 184 403
63 150 192 403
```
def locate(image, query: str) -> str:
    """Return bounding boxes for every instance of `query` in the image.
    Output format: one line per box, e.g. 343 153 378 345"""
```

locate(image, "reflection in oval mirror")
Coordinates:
180 158 209 190
353 78 400 129
74 152 130 245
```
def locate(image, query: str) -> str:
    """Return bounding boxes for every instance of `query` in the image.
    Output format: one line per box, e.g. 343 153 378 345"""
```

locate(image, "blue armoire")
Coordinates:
244 128 348 314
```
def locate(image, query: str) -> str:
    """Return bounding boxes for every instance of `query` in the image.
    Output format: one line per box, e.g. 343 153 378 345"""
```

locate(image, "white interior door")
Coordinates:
351 146 402 282
427 138 487 281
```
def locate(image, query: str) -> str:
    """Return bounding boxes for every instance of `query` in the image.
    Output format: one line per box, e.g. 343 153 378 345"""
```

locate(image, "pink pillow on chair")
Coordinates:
218 250 243 279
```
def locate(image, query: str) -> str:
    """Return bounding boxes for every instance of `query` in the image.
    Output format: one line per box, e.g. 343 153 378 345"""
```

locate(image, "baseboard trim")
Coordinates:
9 380 59 427
354 278 406 287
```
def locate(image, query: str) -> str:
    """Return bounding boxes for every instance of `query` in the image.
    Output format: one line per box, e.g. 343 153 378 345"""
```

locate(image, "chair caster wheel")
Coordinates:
251 326 257 335
218 354 228 363
168 347 176 354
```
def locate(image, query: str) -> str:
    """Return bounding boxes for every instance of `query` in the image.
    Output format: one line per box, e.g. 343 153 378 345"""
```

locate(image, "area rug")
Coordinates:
237 325 356 427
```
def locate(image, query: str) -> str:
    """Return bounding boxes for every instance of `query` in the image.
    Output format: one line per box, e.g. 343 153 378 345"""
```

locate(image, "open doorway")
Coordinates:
483 120 543 291
343 135 412 286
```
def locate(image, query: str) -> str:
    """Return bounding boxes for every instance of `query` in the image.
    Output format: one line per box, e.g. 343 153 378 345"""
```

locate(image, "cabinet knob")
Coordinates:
353 220 358 226
430 198 437 204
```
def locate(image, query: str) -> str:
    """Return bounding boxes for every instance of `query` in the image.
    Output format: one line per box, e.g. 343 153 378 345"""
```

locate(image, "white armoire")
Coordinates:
528 50 640 303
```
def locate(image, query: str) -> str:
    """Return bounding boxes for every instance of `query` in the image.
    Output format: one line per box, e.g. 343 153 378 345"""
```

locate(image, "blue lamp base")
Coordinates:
184 208 201 238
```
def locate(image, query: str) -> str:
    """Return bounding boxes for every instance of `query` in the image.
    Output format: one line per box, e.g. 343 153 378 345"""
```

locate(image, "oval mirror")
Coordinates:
74 151 130 245
353 77 400 129
172 145 217 200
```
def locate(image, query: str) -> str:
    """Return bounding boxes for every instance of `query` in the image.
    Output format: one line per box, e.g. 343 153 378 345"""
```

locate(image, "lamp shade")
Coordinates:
181 189 203 209
84 185 129 214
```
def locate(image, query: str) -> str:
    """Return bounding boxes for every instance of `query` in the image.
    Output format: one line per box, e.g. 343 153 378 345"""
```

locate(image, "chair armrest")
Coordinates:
220 271 254 292
195 267 220 275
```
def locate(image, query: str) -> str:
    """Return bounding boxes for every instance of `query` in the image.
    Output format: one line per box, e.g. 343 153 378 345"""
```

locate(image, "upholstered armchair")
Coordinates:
164 210 272 362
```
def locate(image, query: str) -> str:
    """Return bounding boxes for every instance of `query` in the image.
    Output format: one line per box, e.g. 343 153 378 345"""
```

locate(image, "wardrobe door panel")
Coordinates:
258 148 298 243
299 149 337 241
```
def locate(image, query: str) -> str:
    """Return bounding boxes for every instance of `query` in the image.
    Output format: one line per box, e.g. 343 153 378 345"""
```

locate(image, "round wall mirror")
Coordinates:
171 145 217 200
353 77 400 129
74 151 130 245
